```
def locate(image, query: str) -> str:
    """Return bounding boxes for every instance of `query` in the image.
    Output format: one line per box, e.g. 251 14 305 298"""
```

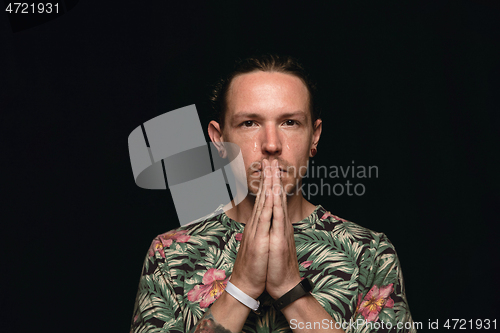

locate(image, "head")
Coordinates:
208 54 322 197
210 54 320 133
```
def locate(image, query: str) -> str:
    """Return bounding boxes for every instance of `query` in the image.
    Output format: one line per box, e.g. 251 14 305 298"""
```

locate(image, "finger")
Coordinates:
280 169 289 226
255 187 273 238
246 159 267 236
279 170 295 242
249 159 272 236
246 159 266 235
271 159 285 236
263 158 273 202
254 160 273 237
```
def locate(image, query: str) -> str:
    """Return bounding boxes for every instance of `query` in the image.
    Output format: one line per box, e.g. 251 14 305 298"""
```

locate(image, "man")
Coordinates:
130 54 416 333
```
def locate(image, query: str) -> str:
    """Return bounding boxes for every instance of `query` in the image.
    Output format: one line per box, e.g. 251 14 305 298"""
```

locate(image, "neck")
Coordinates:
223 191 317 225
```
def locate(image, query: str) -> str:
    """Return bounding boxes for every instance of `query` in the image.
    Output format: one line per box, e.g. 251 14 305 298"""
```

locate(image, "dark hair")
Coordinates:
210 54 320 132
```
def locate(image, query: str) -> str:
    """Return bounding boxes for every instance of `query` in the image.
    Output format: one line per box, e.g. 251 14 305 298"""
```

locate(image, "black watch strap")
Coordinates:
273 278 315 311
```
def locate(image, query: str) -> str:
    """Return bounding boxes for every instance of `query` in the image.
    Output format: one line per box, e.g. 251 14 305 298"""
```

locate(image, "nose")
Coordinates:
261 124 282 156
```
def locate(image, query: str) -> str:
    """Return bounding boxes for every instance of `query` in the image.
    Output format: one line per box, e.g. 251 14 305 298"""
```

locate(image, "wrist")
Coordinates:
228 276 263 300
268 277 302 300
272 277 315 311
217 289 251 312
279 294 316 318
209 291 251 333
225 280 260 312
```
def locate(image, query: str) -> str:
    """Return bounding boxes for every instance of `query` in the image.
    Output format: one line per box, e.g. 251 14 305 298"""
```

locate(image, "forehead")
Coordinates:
226 71 310 118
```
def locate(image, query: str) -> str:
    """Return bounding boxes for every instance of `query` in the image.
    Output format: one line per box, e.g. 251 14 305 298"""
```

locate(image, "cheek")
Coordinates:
286 142 310 162
224 133 255 158
283 129 311 149
288 154 311 180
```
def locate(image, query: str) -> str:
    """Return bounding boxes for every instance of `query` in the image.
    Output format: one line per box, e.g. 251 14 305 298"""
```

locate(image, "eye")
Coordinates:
241 120 256 127
283 119 299 126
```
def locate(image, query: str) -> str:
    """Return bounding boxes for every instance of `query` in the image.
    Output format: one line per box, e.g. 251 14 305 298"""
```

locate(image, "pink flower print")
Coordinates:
235 233 243 241
148 230 190 258
187 268 229 308
332 215 348 223
160 230 190 248
148 239 166 258
356 284 395 322
320 211 333 220
355 293 363 315
300 260 313 268
321 211 348 223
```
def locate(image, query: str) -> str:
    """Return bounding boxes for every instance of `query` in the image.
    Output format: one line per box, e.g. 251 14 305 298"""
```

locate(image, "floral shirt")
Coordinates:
130 205 416 333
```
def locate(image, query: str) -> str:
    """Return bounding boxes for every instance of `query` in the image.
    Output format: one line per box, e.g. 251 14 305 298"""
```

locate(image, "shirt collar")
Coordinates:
218 204 327 232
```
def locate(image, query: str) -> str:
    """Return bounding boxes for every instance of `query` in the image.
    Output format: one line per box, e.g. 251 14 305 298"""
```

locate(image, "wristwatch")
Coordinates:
273 278 315 311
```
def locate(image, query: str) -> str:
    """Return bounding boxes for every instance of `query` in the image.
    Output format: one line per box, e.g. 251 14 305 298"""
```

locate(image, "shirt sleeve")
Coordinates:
130 239 184 333
350 233 416 333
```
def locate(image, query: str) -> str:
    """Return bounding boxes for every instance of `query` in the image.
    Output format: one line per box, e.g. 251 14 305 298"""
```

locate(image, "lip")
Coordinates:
252 168 286 173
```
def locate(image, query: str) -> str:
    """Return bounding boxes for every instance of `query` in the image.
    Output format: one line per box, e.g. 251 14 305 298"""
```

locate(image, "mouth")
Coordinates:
252 168 287 174
250 161 287 175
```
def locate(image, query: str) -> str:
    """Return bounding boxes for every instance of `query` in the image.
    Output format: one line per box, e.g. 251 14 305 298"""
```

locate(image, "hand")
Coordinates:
230 159 273 299
266 159 302 300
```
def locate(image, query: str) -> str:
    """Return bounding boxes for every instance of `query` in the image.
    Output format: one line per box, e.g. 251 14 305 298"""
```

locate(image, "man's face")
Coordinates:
219 71 321 196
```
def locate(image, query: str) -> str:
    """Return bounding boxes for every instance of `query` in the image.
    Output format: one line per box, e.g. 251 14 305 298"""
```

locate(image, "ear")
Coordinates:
309 118 322 157
208 120 227 158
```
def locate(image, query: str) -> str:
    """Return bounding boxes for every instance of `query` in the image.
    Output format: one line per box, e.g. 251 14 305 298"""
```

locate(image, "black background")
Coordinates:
2 1 499 332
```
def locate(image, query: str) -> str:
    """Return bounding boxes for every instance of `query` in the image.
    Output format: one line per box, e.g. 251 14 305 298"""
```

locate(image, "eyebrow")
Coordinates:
232 111 307 120
232 113 262 120
279 111 307 119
